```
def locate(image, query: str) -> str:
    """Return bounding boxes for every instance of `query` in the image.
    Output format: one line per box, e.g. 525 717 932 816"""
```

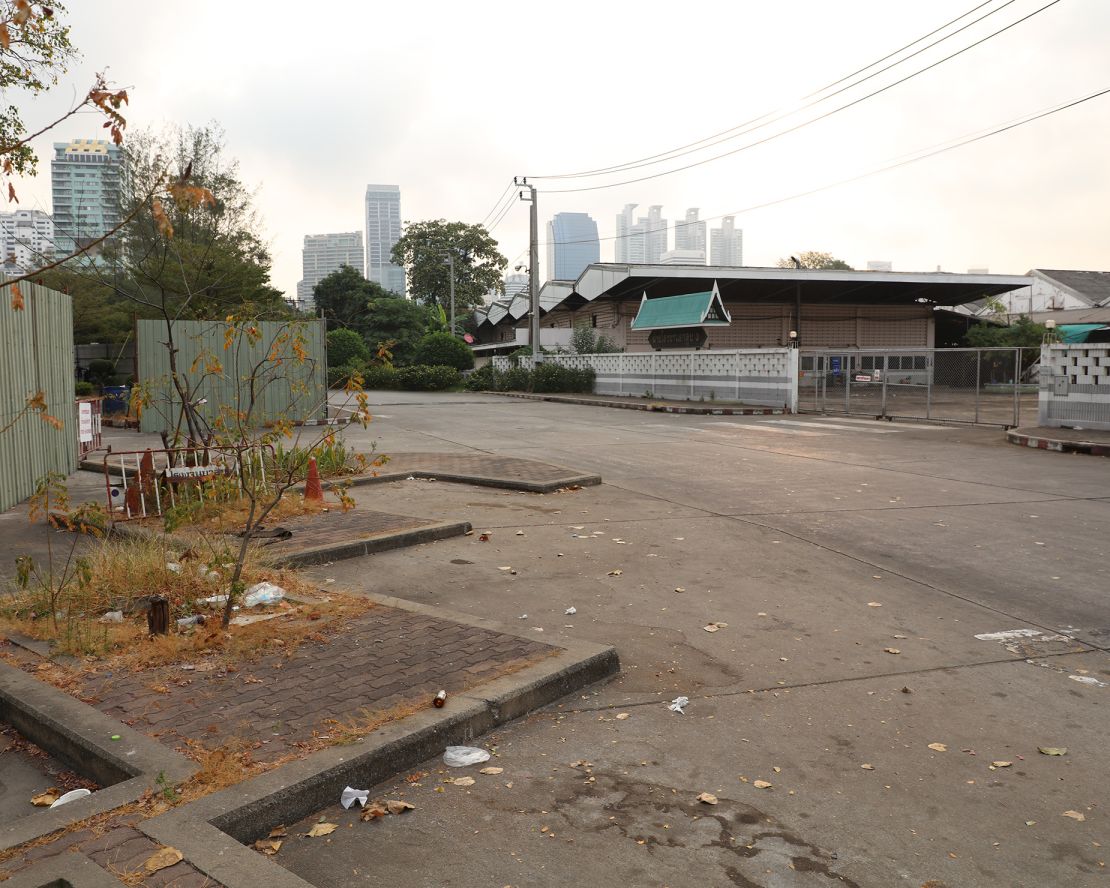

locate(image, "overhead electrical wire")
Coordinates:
518 86 1109 251
533 0 1019 180
479 179 516 228
536 0 1065 193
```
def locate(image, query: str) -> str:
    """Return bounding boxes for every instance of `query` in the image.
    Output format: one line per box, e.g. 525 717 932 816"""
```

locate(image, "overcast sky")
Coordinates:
15 0 1110 297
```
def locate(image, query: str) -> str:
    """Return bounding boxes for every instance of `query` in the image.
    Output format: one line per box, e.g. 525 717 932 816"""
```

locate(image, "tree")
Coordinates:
313 265 387 334
776 252 854 270
413 332 474 371
391 220 507 312
364 294 439 366
326 328 369 368
963 315 1050 348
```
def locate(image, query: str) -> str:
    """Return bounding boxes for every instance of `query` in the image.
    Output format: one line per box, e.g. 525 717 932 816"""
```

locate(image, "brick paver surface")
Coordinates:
259 507 437 556
383 452 580 483
77 607 553 763
0 819 222 887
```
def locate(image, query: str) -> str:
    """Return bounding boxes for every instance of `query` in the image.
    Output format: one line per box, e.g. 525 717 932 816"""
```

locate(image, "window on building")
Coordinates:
590 314 597 328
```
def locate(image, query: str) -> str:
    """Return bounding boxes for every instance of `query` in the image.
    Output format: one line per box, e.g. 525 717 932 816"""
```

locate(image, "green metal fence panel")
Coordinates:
0 278 77 511
135 319 327 435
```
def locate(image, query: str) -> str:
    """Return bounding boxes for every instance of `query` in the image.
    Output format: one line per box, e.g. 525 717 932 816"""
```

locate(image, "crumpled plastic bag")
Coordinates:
443 746 491 767
340 786 369 809
242 582 285 608
668 696 689 714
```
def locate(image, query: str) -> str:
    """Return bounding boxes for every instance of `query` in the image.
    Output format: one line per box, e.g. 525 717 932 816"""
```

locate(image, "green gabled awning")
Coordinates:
630 283 732 331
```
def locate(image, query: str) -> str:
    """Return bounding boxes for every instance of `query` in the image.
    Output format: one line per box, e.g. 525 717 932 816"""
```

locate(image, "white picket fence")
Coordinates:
494 349 798 410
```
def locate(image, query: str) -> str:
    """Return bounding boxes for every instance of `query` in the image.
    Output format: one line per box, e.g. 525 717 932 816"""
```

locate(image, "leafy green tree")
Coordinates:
363 294 439 366
312 265 388 333
413 332 474 371
776 252 854 270
326 328 369 368
391 220 507 312
963 315 1050 348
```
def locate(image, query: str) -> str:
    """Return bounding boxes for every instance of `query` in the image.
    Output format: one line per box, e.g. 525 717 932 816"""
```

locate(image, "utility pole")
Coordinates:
515 176 540 364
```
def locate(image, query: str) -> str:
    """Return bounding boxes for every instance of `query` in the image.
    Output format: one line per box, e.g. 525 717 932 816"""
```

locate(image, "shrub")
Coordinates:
361 364 398 390
74 380 95 396
327 362 364 388
465 363 495 391
394 364 461 391
327 328 369 368
87 358 117 389
413 332 474 371
490 363 596 394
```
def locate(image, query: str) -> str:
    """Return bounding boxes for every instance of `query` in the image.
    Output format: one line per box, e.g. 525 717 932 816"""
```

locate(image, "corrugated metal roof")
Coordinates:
1033 269 1110 307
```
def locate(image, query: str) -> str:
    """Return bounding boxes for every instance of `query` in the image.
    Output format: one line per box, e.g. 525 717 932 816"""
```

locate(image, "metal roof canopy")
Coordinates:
631 283 732 330
573 264 1032 308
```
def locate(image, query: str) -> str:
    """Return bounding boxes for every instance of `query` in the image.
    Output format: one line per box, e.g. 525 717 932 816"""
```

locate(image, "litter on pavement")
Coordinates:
242 582 285 607
49 788 92 808
443 746 490 767
340 787 370 809
668 696 689 714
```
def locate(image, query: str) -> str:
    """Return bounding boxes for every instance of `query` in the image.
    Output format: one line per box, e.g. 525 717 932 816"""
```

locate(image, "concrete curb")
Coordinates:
272 519 473 567
0 661 195 853
81 461 603 494
1 851 126 888
485 390 786 415
135 599 618 888
1006 429 1110 457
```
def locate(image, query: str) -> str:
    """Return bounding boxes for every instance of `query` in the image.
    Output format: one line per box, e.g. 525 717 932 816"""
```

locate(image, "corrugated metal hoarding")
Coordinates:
0 279 77 511
135 319 327 435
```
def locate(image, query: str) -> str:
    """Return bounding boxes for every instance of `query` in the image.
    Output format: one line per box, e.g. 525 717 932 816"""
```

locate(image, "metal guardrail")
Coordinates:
798 347 1040 427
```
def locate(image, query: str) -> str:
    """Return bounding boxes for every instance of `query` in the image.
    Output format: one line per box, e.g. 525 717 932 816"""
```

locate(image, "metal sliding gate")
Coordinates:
798 348 1040 427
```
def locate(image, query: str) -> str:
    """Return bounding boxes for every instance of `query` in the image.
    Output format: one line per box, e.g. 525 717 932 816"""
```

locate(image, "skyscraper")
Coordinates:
364 184 405 296
0 210 54 272
674 208 706 259
709 216 743 266
50 138 123 255
295 231 365 307
545 212 599 281
614 204 667 264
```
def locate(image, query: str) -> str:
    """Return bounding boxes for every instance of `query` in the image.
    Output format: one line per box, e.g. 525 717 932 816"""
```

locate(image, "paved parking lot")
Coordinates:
281 394 1110 885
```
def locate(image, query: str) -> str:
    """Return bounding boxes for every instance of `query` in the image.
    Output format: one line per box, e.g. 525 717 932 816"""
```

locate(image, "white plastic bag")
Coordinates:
49 788 92 808
242 582 285 608
340 786 369 809
443 746 490 767
668 696 689 714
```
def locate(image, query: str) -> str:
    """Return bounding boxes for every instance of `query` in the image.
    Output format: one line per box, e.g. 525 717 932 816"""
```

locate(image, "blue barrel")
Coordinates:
102 385 130 415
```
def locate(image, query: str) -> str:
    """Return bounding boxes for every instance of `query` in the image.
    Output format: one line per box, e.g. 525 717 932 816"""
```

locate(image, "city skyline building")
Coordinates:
673 208 706 260
709 216 743 266
545 212 600 281
50 138 123 255
503 272 528 298
614 204 667 264
295 231 365 307
867 260 893 272
0 209 54 272
364 184 405 296
660 249 706 265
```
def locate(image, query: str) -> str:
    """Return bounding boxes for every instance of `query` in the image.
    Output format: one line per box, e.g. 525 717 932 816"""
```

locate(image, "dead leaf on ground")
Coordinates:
674 587 685 593
254 839 282 855
144 846 183 873
386 800 415 815
860 763 875 770
480 767 504 775
607 569 623 576
268 826 288 838
883 648 901 654
615 712 630 720
1038 747 1067 756
928 743 948 752
991 761 1013 768
453 776 475 787
361 804 388 821
703 622 728 632
753 780 773 789
1062 810 1086 821
696 792 718 805
306 822 339 837
867 602 882 607
30 789 60 807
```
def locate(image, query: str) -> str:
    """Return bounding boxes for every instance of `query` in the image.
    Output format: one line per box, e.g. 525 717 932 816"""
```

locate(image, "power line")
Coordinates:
479 179 515 228
537 0 1065 194
486 189 521 233
533 0 1016 181
514 85 1109 251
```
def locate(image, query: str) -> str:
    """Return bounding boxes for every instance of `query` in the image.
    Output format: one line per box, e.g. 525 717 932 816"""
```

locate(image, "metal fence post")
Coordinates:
845 356 851 413
689 352 695 400
974 348 981 425
926 354 932 419
1013 348 1021 427
881 355 888 418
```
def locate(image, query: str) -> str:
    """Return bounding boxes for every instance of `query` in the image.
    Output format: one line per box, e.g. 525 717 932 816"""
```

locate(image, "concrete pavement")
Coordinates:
270 392 1109 887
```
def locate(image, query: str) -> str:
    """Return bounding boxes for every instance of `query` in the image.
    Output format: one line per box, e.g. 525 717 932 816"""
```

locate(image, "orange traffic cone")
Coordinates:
304 457 324 502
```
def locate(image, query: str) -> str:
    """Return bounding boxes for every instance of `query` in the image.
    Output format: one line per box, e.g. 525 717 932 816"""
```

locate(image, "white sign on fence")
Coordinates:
78 401 93 443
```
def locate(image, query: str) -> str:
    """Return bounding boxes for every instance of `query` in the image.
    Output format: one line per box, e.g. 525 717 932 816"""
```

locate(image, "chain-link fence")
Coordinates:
798 348 1040 426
